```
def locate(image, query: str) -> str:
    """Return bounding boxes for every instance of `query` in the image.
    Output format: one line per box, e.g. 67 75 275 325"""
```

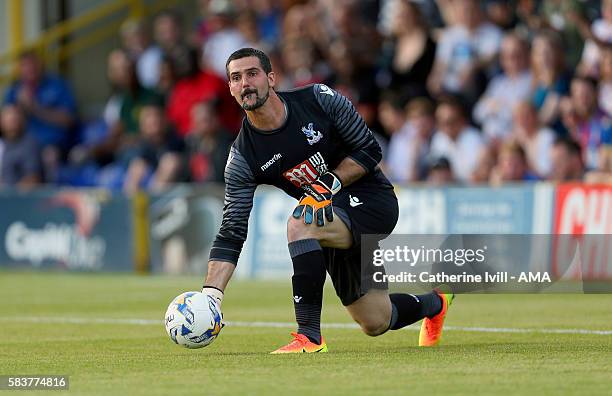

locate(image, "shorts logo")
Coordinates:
283 152 328 187
349 195 363 207
301 123 323 145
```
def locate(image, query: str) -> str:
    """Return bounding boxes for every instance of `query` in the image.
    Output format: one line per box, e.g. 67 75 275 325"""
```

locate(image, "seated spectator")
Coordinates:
530 30 569 133
427 0 502 105
120 18 163 90
153 10 194 80
584 128 612 183
578 0 612 78
485 0 518 31
473 33 532 141
426 157 455 186
599 44 612 116
123 104 185 194
540 0 589 68
511 101 556 178
186 101 233 183
384 97 435 183
559 95 580 136
111 50 165 138
3 51 78 182
0 105 42 187
202 1 248 78
570 75 612 169
378 0 436 98
166 49 240 137
549 136 585 181
430 96 485 182
490 141 539 185
470 144 498 184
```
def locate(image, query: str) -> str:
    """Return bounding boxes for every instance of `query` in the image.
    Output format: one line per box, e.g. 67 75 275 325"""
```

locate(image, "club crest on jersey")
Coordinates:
283 152 328 187
301 123 323 145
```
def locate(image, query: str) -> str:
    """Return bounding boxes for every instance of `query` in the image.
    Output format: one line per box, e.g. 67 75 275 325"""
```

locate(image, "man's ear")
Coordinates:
267 71 276 88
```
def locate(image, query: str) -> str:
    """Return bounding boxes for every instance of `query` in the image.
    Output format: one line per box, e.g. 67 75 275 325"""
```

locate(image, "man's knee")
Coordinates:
287 216 318 242
357 317 390 337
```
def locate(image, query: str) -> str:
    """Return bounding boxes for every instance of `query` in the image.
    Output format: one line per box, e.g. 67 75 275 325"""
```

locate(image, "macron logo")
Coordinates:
319 84 334 96
293 296 303 303
261 153 282 171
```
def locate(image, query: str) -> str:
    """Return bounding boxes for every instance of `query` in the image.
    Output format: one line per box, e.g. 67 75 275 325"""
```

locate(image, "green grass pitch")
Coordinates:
0 271 611 395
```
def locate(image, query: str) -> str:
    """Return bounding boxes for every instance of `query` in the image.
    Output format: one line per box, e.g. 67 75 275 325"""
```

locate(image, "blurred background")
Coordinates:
0 0 610 279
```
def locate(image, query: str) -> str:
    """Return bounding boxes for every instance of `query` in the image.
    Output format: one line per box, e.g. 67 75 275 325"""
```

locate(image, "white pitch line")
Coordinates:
1 316 612 336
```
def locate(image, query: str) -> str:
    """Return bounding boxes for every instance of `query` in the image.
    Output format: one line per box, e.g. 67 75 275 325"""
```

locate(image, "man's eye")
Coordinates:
248 71 257 77
232 75 240 81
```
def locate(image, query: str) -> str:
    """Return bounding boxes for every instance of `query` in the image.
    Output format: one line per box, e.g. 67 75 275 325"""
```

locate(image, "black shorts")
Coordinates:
323 181 398 306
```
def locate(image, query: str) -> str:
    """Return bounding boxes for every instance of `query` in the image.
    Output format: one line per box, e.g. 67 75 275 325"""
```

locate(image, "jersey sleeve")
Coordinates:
313 84 382 173
209 145 257 265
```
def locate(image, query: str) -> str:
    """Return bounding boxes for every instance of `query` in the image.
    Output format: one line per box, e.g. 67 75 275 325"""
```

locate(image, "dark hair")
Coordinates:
554 136 582 157
436 94 468 118
571 74 598 91
225 47 272 78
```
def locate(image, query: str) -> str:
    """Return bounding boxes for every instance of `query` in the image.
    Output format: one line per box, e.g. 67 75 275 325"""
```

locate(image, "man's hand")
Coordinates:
292 172 342 226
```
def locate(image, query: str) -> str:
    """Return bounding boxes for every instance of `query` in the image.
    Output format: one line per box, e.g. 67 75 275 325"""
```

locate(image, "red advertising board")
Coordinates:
552 184 612 279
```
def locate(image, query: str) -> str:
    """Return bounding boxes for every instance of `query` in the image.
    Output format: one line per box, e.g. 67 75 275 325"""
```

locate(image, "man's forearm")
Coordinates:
204 260 236 291
333 156 368 188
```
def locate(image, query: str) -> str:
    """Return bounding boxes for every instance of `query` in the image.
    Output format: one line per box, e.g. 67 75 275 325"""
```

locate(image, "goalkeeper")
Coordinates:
202 48 453 353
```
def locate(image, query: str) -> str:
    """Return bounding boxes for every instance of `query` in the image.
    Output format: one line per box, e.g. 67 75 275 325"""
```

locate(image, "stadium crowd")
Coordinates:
0 0 611 190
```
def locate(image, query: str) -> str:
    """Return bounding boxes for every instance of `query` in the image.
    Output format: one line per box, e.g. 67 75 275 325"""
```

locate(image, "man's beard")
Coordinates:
241 87 270 111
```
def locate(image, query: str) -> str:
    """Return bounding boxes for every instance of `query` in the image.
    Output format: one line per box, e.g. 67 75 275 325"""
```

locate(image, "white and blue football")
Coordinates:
164 291 223 349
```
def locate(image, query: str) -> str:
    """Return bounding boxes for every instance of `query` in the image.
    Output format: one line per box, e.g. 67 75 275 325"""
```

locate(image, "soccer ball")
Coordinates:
164 291 223 349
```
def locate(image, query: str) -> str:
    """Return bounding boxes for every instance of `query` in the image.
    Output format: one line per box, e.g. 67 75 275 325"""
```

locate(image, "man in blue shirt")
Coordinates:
3 51 78 151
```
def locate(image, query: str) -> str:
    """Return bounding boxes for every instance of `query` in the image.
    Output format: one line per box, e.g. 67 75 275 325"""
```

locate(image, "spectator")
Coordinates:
427 0 503 105
473 33 532 141
109 49 165 139
153 10 194 80
578 0 612 78
166 48 240 137
511 101 556 178
515 0 540 40
0 105 42 187
559 95 580 137
430 96 485 182
426 157 455 186
123 104 185 193
236 10 271 52
530 30 569 133
384 97 435 183
470 144 498 184
485 0 518 31
3 51 78 182
378 0 437 99
549 136 585 181
490 141 539 185
252 0 282 47
540 0 589 68
570 75 612 169
186 101 233 183
120 18 163 90
599 44 612 116
202 1 249 78
585 127 612 183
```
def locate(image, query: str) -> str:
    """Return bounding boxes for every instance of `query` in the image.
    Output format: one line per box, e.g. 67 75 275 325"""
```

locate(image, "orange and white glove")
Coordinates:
292 172 342 226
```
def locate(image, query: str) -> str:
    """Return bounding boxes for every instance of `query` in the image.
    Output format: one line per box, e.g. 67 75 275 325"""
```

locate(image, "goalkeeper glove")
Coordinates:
292 172 342 226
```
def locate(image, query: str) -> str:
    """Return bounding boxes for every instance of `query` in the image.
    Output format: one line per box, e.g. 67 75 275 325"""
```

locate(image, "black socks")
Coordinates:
288 239 326 344
388 292 442 330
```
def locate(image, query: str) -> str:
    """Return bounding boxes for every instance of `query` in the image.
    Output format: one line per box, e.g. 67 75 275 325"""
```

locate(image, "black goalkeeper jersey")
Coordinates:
209 83 393 264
